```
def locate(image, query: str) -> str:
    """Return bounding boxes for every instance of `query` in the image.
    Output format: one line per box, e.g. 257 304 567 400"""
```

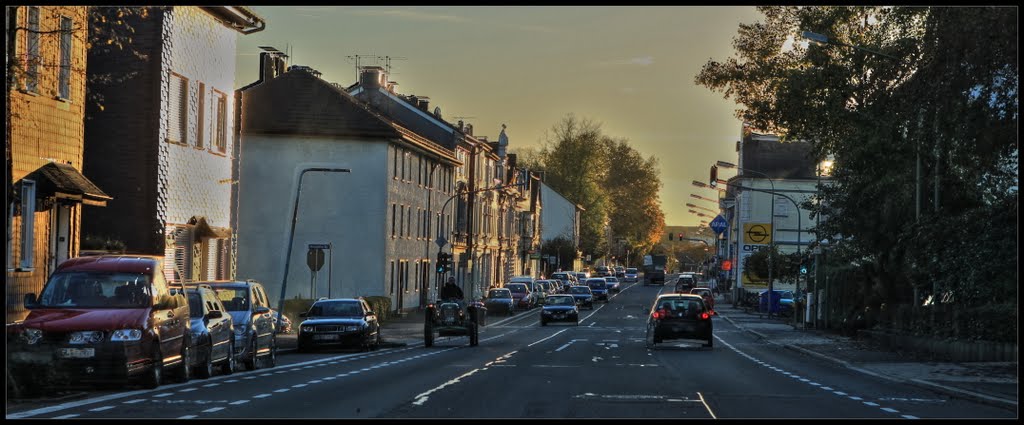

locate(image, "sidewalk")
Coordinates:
715 300 1018 410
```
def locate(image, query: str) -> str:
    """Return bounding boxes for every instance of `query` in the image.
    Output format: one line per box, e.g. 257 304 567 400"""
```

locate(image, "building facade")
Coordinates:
7 6 111 323
81 6 264 285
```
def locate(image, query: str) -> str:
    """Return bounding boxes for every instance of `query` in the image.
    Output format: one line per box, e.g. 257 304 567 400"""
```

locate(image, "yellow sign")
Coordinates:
743 223 772 245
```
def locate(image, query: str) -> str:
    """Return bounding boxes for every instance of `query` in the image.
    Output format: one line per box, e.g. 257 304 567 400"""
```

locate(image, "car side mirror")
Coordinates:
24 293 37 309
206 310 223 319
365 311 375 317
299 312 307 318
254 306 270 314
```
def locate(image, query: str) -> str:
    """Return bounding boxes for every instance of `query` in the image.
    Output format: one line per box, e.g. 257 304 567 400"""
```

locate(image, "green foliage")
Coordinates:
540 236 578 270
363 296 393 322
697 6 1017 340
80 234 126 252
742 245 803 283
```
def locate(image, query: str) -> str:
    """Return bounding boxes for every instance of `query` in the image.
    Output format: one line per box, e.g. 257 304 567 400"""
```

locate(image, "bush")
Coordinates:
363 296 392 322
282 295 395 325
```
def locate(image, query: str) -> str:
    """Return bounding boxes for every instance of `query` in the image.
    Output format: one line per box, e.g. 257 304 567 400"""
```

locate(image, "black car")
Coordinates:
185 285 236 378
540 295 580 326
568 285 594 310
297 298 381 352
645 294 713 349
205 280 278 370
484 288 515 316
587 278 609 302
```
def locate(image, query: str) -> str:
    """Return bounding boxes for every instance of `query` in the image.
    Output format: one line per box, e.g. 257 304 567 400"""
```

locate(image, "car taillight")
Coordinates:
701 312 710 320
651 311 660 320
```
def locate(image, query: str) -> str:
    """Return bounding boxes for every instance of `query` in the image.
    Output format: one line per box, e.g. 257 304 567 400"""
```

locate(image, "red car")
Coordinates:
8 255 192 393
690 287 716 313
504 283 533 310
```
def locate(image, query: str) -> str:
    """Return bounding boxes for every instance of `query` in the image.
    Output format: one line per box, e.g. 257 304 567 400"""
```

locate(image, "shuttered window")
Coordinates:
195 82 205 149
213 90 227 153
58 16 72 100
167 73 188 144
25 7 40 93
18 180 37 270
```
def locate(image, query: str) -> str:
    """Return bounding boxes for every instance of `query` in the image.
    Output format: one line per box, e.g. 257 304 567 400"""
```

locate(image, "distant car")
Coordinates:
614 266 626 278
8 255 192 392
595 266 612 277
186 285 236 378
690 287 715 313
505 283 534 310
604 277 621 293
272 309 292 334
568 285 594 310
549 273 574 292
540 295 580 326
586 278 609 302
206 280 278 370
574 272 589 283
297 298 381 352
484 288 515 316
624 268 639 283
675 274 698 293
646 294 713 349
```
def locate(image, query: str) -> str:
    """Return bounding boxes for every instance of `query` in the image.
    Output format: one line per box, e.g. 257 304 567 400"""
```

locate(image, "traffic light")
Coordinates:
443 253 453 273
710 165 718 188
436 252 446 273
679 232 685 240
669 233 674 241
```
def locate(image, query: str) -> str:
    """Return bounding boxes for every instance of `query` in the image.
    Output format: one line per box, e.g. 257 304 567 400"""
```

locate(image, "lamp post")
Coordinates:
815 159 834 328
715 161 778 318
687 203 718 215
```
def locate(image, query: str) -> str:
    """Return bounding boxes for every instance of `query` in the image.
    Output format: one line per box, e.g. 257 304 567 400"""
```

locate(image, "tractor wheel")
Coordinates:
424 313 434 348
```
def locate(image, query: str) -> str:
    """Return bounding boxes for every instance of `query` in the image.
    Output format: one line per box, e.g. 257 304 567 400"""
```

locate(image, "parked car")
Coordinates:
185 285 236 378
690 287 715 313
549 272 574 292
614 266 626 278
540 295 580 326
272 309 292 334
297 298 381 352
505 283 534 310
586 278 609 302
675 273 698 293
604 277 621 293
646 293 713 349
574 272 589 283
206 280 277 370
595 266 612 277
8 255 191 392
624 268 639 283
568 285 594 310
484 288 515 316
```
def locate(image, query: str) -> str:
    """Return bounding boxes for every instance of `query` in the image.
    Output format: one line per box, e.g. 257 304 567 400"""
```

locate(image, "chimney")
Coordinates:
359 66 385 90
465 123 473 136
416 96 430 112
259 51 277 81
387 81 398 93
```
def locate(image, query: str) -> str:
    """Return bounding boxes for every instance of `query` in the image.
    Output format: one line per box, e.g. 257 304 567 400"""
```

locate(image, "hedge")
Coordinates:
280 295 394 325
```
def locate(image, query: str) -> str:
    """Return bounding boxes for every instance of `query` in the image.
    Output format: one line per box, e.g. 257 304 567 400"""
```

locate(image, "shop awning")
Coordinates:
16 162 111 207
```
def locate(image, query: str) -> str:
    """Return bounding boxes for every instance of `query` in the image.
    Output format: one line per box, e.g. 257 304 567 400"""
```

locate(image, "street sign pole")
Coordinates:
328 243 333 299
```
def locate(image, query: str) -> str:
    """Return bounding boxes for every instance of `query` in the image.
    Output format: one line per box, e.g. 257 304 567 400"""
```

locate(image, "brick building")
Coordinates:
81 7 264 284
7 6 112 323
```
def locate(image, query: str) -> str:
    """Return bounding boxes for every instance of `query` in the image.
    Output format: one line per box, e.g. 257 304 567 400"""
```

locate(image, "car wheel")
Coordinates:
469 320 479 347
221 340 236 375
424 315 434 348
173 339 192 383
244 338 259 371
704 338 714 349
143 344 163 389
540 318 547 327
196 345 214 379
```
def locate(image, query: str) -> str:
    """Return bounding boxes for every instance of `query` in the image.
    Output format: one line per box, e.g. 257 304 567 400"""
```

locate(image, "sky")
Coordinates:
235 6 766 227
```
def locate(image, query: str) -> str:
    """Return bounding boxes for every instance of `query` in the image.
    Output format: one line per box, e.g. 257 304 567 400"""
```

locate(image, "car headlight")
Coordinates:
542 310 552 315
20 328 43 345
110 329 143 342
234 326 248 335
345 325 359 332
301 325 314 333
69 331 103 344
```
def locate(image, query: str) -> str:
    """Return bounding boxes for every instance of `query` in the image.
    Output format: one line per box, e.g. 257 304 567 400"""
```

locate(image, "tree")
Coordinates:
602 137 665 261
540 235 577 272
696 6 1017 335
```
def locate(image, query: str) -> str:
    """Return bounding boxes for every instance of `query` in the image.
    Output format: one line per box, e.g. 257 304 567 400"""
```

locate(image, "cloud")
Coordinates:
345 8 468 23
597 56 655 67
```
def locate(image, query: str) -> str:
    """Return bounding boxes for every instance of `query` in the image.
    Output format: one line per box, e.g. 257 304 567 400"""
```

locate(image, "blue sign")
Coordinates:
710 215 728 235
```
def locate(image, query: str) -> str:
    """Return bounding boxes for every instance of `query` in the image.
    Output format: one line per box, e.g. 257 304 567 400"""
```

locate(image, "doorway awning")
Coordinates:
188 216 232 239
16 162 111 206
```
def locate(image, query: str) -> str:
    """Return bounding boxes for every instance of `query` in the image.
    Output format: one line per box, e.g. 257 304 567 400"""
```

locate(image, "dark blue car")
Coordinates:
540 295 580 326
586 278 609 302
185 286 236 378
568 285 594 310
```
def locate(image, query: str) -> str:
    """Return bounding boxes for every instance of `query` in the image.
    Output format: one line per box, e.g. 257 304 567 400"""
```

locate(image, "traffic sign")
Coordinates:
307 248 325 272
308 243 331 249
710 215 728 235
435 236 448 248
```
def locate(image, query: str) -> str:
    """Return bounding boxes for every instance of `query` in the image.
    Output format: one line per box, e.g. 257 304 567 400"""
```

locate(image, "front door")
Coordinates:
51 204 71 270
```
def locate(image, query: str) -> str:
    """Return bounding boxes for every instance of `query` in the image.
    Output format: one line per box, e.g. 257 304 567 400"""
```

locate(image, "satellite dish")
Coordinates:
433 106 442 119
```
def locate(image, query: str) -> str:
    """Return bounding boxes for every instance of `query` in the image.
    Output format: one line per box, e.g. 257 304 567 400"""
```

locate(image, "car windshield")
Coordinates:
309 301 362 317
214 287 250 311
570 287 591 294
605 277 618 282
587 280 605 287
488 289 511 298
37 272 152 308
546 296 575 306
507 284 527 293
626 268 637 273
654 297 705 316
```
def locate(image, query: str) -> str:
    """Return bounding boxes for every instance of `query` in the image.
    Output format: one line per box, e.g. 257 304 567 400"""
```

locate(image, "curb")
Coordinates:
719 311 1018 411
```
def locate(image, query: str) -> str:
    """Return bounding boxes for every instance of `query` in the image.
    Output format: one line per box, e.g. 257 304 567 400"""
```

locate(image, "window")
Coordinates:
18 180 36 270
58 16 72 100
393 147 399 179
168 73 188 144
195 82 206 149
213 90 227 153
406 206 412 238
391 204 396 237
25 7 40 92
389 261 395 295
401 150 406 181
399 205 405 237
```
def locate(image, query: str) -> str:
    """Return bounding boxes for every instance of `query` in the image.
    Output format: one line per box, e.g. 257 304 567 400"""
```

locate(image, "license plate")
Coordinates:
313 334 339 341
554 314 565 319
58 348 95 358
672 325 695 333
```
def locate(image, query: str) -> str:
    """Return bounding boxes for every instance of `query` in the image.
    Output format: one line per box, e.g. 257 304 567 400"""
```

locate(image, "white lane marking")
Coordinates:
273 389 290 393
123 399 146 404
292 384 307 388
202 383 220 388
253 394 272 399
880 407 899 413
902 415 919 419
178 415 197 419
863 401 879 406
555 339 579 352
820 387 833 391
808 382 821 386
230 400 250 405
179 388 197 393
88 406 115 412
259 373 272 377
202 407 225 413
834 391 847 396
412 350 517 407
697 391 717 420
308 380 322 384
225 379 239 383
849 396 863 401
527 329 568 347
154 393 174 398
53 414 80 419
243 376 256 380
588 322 596 327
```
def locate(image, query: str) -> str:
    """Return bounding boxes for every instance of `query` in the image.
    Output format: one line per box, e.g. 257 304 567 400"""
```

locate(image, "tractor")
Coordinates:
423 300 484 347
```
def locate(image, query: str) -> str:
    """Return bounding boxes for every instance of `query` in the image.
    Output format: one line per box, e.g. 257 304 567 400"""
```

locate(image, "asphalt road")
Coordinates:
7 282 1014 419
